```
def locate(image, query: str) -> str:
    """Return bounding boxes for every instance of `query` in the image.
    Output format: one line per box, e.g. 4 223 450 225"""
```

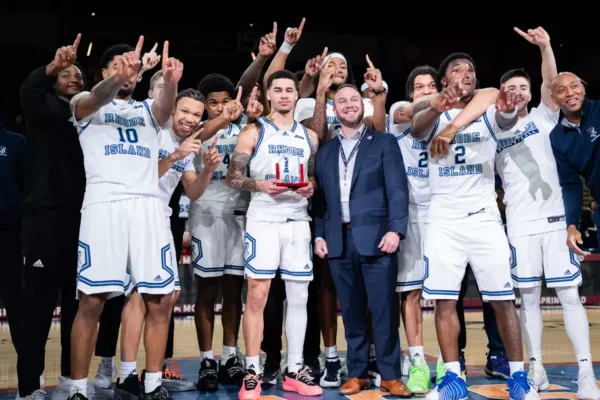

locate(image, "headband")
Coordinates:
360 81 388 92
322 52 347 68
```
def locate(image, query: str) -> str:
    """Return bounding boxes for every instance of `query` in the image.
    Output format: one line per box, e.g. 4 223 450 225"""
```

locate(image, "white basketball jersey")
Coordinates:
157 128 195 218
495 101 564 237
428 105 502 224
189 122 249 215
294 97 373 141
389 101 432 222
246 116 312 222
70 93 162 209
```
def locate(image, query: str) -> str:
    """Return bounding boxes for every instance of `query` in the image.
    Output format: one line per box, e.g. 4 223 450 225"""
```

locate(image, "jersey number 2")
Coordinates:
117 128 138 143
455 145 465 164
418 151 428 168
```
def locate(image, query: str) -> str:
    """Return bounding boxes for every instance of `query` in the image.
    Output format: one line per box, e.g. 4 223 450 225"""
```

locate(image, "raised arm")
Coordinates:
514 26 558 112
362 55 387 132
494 85 521 131
21 33 82 122
240 23 279 101
158 128 202 178
261 20 304 91
298 47 328 98
306 66 333 143
197 87 244 141
73 36 143 121
151 41 183 128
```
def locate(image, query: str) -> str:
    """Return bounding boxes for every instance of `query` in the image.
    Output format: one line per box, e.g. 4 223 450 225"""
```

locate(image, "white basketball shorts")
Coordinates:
422 220 515 302
190 213 245 278
244 219 313 281
508 229 582 288
77 197 175 299
397 221 426 293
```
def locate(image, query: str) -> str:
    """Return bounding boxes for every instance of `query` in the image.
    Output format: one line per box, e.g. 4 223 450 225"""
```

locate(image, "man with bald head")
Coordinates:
549 72 600 258
313 84 410 396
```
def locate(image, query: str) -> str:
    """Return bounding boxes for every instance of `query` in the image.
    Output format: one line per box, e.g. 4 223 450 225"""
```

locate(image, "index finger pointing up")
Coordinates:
272 22 277 36
366 54 375 69
162 41 169 64
235 86 243 102
135 35 144 56
73 33 81 50
211 134 219 149
298 17 306 32
150 42 158 53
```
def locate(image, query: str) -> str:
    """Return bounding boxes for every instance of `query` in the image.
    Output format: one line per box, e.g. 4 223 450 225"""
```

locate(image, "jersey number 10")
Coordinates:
117 128 139 143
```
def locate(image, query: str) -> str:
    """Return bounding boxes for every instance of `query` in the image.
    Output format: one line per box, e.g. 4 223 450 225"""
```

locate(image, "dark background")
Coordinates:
1 11 599 133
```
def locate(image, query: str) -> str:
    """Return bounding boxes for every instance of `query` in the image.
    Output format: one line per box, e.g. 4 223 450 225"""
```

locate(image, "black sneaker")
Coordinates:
262 360 281 385
160 360 195 391
142 386 169 400
196 357 218 392
319 359 342 388
217 356 246 385
67 394 87 400
304 359 322 381
114 374 143 399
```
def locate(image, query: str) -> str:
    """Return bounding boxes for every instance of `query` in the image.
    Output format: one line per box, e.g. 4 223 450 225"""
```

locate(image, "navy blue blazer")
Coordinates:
313 128 409 258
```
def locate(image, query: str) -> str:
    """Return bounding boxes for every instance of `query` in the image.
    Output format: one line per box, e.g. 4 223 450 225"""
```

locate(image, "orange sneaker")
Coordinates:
282 367 323 396
238 372 262 400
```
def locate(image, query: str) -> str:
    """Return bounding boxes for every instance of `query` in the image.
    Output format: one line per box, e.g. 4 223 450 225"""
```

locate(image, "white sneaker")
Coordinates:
15 389 46 400
527 362 549 391
39 376 45 388
577 368 600 400
94 357 116 389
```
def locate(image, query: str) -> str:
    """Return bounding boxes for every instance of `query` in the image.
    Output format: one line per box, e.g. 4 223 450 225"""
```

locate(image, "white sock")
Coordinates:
324 346 339 362
287 354 304 374
284 280 309 373
369 344 376 360
144 371 162 394
201 350 214 360
556 286 594 370
69 378 87 397
519 287 543 363
221 345 237 364
120 361 137 378
444 361 461 376
246 356 261 374
410 346 424 360
509 361 524 375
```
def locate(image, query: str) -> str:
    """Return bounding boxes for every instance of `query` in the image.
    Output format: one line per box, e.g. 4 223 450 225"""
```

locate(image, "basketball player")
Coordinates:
226 70 322 399
189 73 248 391
411 53 539 400
453 27 600 399
67 37 183 400
114 88 220 397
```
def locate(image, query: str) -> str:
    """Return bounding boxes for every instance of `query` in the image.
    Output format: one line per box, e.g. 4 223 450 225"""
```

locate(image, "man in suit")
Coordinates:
313 83 410 397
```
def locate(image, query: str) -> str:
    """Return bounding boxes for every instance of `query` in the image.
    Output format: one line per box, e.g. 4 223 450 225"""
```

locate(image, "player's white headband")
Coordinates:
361 81 388 93
322 52 347 68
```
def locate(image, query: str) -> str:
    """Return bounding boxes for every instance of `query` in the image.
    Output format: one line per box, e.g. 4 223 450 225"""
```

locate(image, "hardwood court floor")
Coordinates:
1 307 599 398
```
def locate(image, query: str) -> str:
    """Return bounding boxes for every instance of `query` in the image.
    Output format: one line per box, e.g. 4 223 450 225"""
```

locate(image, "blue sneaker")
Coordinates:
459 352 467 379
426 371 467 400
485 351 510 379
507 371 540 400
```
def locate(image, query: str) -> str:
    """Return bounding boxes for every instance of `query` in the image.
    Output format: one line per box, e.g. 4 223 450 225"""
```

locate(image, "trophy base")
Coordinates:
275 182 308 190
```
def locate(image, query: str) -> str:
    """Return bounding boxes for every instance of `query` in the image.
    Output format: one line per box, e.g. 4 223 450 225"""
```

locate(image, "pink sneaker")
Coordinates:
282 367 323 396
238 373 261 400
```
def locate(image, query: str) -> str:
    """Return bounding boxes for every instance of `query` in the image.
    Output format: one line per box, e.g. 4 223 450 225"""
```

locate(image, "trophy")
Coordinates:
274 155 308 189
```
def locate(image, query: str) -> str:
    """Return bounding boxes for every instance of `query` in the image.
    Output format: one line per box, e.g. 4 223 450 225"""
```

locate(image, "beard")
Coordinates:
338 109 364 128
118 86 133 98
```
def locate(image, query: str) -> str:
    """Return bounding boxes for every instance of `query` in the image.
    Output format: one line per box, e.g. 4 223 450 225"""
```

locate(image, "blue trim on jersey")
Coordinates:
302 124 309 143
262 116 279 131
397 280 424 287
396 127 411 141
422 287 461 296
243 232 277 275
142 100 159 133
280 268 313 277
546 249 581 284
251 119 266 159
111 100 117 105
444 110 452 122
77 241 125 288
226 123 233 135
480 289 514 297
191 236 203 269
482 112 499 144
128 99 134 104
77 118 93 136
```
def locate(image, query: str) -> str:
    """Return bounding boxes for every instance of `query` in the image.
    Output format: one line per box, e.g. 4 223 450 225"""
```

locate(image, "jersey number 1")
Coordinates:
117 128 138 143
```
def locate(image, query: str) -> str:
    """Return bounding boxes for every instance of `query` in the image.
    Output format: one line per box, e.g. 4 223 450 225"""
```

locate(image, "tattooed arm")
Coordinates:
71 75 130 121
225 123 289 196
307 128 319 189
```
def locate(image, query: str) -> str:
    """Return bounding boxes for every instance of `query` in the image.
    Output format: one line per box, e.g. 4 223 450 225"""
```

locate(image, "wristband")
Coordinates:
499 108 517 119
280 40 294 54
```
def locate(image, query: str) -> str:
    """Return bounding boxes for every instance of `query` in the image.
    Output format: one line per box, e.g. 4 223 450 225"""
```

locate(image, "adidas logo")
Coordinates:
303 264 310 270
33 260 44 268
282 131 289 136
153 275 162 281
248 364 255 370
504 282 511 288
564 269 571 276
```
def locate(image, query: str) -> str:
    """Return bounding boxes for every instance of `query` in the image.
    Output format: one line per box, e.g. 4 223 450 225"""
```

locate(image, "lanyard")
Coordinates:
340 128 366 182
